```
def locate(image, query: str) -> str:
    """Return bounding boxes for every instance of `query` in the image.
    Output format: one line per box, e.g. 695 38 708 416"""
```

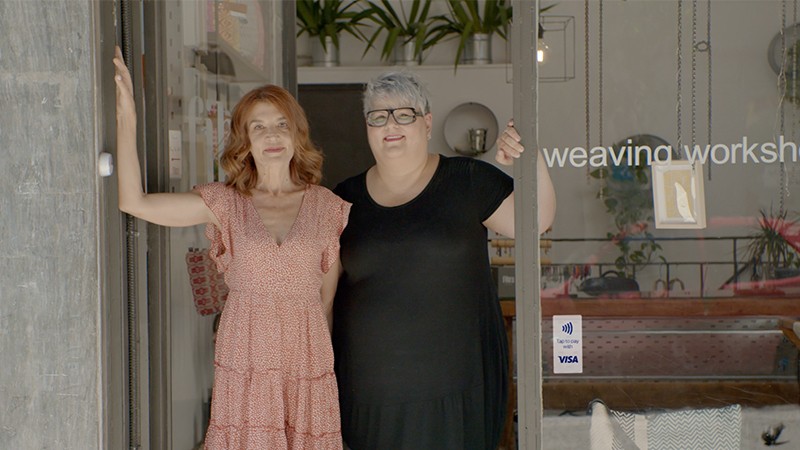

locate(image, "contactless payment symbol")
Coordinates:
553 315 583 374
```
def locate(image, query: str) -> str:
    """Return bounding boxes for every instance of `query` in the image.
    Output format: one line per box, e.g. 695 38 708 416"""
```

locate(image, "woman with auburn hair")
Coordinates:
221 85 323 191
113 47 349 449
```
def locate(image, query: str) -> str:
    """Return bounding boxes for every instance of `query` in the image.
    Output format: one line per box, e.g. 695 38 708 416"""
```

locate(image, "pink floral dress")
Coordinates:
195 182 350 450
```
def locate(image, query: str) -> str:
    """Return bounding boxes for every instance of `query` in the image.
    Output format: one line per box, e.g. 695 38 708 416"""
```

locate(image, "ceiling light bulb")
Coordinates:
537 39 549 63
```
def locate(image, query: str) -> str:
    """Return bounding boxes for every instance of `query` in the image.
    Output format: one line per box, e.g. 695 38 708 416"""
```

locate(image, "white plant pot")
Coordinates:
311 36 339 67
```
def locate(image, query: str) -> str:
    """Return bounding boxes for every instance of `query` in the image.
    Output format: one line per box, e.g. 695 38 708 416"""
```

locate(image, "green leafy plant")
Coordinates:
426 0 513 67
744 208 800 280
427 1 556 68
296 0 371 51
589 137 665 278
361 0 437 62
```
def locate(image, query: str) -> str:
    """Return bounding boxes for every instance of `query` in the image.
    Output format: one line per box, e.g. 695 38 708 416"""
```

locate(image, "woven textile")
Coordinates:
590 400 742 450
186 247 229 316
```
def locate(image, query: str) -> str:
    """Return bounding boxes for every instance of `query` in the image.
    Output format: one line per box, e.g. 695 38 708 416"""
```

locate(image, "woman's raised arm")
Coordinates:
114 46 217 228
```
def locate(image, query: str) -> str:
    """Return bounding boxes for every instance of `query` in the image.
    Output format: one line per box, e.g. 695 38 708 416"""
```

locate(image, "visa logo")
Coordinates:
558 356 579 364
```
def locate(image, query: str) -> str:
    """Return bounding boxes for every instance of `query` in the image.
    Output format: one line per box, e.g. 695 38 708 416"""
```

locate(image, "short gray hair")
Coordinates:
363 71 431 116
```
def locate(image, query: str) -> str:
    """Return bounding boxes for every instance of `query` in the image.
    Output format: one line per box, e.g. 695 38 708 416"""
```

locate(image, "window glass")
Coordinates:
534 1 800 448
160 2 279 448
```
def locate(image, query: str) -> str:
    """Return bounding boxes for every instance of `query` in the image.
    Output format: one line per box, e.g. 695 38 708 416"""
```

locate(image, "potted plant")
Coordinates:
427 1 555 68
743 209 800 281
296 0 371 67
427 0 511 67
583 135 666 295
361 0 437 65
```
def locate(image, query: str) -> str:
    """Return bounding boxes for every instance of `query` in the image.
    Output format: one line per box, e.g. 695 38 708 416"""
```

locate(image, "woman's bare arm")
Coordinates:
114 46 217 228
485 121 557 237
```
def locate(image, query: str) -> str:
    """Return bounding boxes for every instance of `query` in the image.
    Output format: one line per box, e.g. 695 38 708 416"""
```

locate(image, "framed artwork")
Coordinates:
651 161 707 229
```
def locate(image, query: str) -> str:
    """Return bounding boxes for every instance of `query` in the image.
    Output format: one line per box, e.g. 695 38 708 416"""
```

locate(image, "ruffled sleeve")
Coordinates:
193 182 234 273
320 190 352 274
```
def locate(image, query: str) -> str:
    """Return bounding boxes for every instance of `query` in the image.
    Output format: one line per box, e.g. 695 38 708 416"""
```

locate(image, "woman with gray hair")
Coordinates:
331 71 556 450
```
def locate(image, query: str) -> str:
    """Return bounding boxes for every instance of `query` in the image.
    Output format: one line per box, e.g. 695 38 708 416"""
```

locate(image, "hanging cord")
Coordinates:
584 0 591 184
789 0 798 203
598 0 604 152
706 0 712 180
691 0 698 171
598 0 604 199
781 0 788 215
788 0 798 203
677 0 683 153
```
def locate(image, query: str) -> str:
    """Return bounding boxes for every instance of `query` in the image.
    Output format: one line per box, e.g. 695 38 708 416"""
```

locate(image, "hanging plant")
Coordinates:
588 135 666 278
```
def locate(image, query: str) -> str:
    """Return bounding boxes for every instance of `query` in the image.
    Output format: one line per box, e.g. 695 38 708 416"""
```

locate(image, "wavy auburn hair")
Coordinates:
221 85 323 195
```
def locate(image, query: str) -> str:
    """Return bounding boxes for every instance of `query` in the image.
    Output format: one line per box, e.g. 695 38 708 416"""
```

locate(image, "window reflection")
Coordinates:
530 1 800 447
162 1 279 448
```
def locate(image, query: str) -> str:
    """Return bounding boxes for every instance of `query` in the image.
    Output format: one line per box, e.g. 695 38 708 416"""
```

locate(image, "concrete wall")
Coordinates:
0 0 102 447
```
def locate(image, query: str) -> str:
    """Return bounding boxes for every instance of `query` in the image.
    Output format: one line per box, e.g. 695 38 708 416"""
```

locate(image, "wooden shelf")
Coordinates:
500 296 800 318
543 380 800 410
499 297 800 413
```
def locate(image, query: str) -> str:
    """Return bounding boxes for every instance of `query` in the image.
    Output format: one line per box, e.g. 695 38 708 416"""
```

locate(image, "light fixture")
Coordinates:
537 23 549 63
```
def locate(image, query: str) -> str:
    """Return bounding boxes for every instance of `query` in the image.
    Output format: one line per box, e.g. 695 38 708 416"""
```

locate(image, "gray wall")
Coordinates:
0 1 102 447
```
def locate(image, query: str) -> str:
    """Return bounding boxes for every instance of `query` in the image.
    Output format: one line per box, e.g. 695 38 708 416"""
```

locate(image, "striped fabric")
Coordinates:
590 400 741 450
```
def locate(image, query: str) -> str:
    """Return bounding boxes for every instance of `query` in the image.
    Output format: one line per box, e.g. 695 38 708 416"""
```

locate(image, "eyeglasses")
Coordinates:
365 107 423 127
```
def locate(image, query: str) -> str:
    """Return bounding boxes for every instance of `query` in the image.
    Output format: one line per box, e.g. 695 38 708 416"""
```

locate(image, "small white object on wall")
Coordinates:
98 152 114 177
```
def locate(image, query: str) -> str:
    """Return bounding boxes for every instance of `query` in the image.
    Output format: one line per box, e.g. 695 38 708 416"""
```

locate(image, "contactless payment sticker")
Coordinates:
553 315 583 374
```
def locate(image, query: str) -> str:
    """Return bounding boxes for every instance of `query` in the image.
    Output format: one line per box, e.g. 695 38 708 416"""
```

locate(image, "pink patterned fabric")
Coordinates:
186 247 229 316
194 182 350 450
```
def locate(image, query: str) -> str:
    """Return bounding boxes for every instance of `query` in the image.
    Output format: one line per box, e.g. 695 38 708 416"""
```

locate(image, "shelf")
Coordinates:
298 62 511 72
297 63 513 85
500 298 800 410
501 297 800 318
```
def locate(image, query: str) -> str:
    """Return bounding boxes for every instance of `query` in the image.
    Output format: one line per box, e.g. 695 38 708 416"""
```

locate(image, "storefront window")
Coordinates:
534 1 800 448
159 2 283 448
146 1 800 448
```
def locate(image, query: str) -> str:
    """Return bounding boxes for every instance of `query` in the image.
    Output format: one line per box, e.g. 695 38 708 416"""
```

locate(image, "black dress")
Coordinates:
332 155 513 450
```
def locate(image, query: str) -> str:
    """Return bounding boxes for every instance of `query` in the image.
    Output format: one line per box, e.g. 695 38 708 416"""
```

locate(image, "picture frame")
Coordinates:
651 161 707 229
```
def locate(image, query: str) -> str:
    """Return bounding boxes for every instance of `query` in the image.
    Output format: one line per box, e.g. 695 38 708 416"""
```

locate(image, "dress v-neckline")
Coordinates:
247 185 309 248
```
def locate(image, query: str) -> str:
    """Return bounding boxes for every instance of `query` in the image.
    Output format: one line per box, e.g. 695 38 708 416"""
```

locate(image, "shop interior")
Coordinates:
121 1 800 448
